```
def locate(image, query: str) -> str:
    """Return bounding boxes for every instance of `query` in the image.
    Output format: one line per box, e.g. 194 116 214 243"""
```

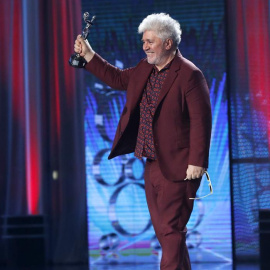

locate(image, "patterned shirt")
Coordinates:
135 63 171 160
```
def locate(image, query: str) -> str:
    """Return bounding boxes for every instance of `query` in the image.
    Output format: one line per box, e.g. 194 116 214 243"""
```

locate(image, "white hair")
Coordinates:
138 13 182 48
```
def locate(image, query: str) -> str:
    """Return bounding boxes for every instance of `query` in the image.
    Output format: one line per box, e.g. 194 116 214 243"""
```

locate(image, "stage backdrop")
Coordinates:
227 0 270 261
82 0 231 266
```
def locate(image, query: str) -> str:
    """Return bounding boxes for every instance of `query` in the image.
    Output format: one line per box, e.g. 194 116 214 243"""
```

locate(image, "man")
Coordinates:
74 13 212 270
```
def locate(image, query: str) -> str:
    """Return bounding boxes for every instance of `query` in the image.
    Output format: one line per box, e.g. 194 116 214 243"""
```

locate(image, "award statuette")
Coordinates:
69 12 96 68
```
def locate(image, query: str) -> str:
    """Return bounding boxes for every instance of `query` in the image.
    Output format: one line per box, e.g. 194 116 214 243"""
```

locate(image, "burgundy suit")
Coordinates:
85 50 211 180
85 50 212 269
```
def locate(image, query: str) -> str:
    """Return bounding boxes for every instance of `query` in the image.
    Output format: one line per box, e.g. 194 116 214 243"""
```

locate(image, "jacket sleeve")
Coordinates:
185 69 212 168
85 53 134 90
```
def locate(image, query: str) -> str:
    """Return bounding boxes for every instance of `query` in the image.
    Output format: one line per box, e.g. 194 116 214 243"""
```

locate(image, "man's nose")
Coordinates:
143 43 149 51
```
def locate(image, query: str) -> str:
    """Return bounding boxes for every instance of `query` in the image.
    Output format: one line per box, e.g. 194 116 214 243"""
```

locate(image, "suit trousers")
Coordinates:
144 159 201 270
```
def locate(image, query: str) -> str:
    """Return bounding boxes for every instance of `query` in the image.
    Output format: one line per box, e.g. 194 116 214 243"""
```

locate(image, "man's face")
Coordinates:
142 30 171 70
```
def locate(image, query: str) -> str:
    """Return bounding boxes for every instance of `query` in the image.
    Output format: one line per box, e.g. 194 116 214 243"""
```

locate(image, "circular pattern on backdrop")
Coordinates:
99 233 119 251
109 183 152 236
124 158 145 180
92 148 126 186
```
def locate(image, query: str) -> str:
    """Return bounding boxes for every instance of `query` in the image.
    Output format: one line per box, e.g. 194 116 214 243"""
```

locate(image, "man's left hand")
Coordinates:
184 165 205 180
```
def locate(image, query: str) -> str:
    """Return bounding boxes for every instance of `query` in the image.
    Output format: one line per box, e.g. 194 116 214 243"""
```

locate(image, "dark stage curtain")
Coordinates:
0 0 88 264
227 0 270 261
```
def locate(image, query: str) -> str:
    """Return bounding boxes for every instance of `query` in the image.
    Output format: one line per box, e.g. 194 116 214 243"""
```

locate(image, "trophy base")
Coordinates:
69 54 87 68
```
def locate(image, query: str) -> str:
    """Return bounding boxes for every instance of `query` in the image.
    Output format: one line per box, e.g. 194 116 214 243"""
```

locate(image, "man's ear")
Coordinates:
165 39 173 50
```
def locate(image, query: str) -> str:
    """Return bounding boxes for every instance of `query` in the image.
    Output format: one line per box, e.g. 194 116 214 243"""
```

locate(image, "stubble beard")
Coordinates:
146 53 165 66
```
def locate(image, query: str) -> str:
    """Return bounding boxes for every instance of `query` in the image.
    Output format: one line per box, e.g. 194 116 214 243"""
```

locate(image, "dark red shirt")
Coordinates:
135 63 171 160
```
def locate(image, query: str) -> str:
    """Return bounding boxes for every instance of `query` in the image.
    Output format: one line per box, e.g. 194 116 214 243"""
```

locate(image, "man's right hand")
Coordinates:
74 35 95 63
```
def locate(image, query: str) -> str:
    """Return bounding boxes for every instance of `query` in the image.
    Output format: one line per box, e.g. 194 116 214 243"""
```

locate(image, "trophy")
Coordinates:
69 12 96 68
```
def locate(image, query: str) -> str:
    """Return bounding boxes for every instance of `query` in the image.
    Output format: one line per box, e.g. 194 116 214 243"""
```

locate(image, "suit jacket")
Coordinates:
85 50 212 181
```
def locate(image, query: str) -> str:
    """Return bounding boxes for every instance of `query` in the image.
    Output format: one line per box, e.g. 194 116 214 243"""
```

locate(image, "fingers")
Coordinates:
184 171 195 181
184 165 205 180
73 34 95 62
74 42 81 54
74 35 85 55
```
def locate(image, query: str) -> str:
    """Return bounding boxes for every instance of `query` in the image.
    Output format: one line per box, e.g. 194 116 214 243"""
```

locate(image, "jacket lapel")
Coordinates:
126 51 183 113
155 51 182 110
126 61 153 111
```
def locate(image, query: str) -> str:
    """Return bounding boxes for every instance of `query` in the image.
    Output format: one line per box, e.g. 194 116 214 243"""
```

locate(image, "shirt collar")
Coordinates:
153 57 174 73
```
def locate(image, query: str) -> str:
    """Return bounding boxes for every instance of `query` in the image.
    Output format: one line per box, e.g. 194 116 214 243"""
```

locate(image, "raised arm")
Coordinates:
73 35 133 90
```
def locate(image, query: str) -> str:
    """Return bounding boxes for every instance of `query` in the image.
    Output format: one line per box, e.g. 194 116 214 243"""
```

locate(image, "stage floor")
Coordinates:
90 263 259 270
0 263 260 270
